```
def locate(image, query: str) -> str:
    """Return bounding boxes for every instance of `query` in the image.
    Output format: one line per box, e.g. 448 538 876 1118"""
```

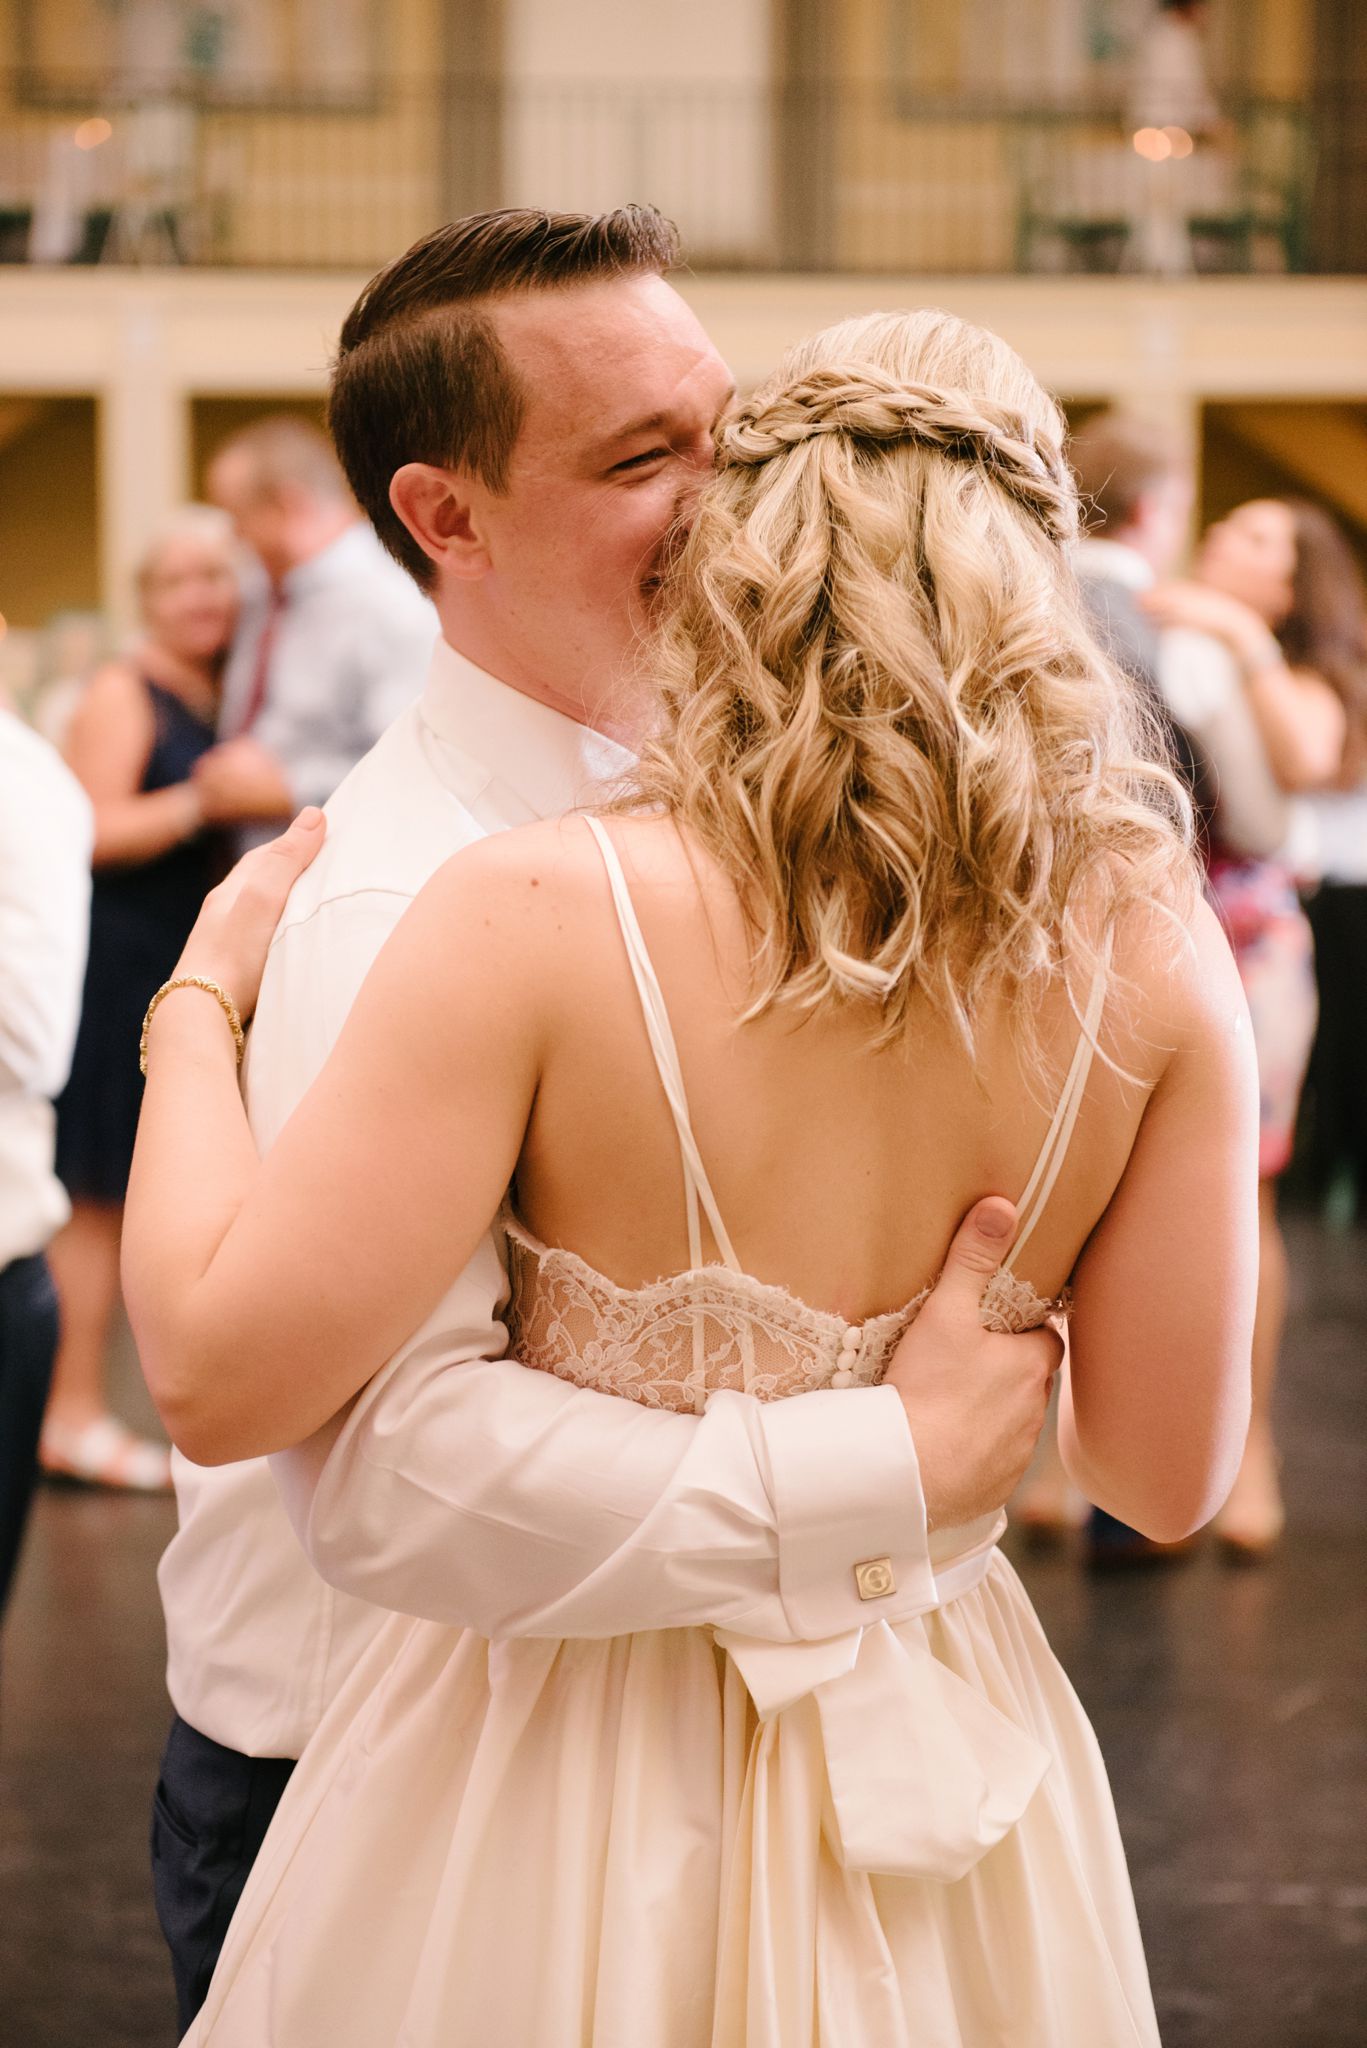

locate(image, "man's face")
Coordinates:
207 449 295 584
458 274 734 717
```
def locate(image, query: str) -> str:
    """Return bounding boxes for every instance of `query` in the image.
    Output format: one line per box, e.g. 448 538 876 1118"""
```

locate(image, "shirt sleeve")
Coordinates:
0 731 92 1100
1159 629 1289 859
273 1341 939 1646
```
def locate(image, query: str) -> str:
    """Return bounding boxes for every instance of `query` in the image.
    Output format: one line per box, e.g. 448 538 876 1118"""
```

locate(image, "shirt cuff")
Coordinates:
758 1383 938 1639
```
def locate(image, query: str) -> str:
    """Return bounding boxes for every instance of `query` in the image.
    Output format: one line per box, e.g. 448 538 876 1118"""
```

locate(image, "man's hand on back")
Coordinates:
884 1197 1062 1532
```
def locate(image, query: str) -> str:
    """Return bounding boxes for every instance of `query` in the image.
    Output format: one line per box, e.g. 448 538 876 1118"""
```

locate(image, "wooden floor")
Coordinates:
1 1214 1364 2047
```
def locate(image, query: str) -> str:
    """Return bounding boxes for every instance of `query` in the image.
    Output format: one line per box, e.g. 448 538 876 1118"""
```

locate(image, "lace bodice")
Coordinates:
504 816 1096 1418
505 1212 1066 1415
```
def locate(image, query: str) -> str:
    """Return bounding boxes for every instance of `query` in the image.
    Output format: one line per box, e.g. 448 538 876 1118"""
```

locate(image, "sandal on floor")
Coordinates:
40 1416 174 1493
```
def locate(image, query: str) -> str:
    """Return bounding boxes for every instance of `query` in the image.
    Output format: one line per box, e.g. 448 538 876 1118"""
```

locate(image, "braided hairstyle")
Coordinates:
722 367 1078 546
630 307 1195 1055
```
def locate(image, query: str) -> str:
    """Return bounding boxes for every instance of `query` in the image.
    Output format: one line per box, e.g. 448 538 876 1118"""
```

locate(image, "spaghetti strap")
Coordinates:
1001 946 1111 1273
583 818 742 1274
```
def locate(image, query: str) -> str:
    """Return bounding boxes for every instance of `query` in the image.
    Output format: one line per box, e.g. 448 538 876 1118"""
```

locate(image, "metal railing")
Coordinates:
0 76 1353 276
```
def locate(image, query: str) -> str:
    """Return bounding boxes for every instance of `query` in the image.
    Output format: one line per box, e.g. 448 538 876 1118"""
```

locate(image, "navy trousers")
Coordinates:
151 1713 295 2036
0 1251 59 1623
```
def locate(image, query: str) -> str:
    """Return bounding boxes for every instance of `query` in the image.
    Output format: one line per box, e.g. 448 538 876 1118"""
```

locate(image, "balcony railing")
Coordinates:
0 76 1354 277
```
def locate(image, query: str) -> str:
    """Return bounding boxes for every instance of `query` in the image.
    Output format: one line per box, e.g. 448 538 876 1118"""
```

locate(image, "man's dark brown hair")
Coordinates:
1069 408 1185 535
328 205 681 587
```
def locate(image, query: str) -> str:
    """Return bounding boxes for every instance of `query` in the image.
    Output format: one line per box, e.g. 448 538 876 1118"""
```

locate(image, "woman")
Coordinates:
43 508 238 1491
124 311 1256 2045
1145 498 1363 1556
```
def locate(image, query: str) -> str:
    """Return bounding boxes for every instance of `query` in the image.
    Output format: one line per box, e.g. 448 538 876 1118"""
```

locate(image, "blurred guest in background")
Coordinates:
201 415 437 854
1145 497 1364 1556
42 508 237 1492
1125 0 1225 275
0 703 90 1616
1070 408 1290 868
1127 0 1221 139
1070 407 1203 798
1018 410 1289 1565
1282 527 1367 1222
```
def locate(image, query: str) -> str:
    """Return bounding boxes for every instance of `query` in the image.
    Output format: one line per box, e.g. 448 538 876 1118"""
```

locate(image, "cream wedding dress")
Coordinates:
187 819 1160 2048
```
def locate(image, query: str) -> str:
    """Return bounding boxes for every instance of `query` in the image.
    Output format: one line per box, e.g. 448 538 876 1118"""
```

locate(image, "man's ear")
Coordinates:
389 464 491 581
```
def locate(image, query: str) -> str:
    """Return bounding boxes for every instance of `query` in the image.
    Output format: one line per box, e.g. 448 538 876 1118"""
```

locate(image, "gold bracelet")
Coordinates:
139 976 245 1078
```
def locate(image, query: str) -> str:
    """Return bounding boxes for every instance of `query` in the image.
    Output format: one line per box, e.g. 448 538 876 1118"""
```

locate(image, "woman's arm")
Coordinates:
64 663 204 867
124 822 550 1464
1060 898 1259 1541
1241 661 1346 794
1144 584 1346 792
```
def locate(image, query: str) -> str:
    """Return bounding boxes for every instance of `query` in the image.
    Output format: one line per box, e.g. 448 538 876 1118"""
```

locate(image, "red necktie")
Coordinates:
233 586 284 737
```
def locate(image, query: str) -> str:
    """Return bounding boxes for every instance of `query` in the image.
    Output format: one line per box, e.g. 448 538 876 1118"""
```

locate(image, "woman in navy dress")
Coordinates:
43 508 239 1489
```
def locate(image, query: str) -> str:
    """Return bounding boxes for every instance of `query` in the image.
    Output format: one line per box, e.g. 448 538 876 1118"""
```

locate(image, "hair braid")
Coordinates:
721 366 1078 544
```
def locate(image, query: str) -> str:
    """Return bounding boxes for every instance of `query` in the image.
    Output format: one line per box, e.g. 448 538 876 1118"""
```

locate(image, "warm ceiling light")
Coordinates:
74 117 113 151
1132 126 1173 162
1162 125 1195 158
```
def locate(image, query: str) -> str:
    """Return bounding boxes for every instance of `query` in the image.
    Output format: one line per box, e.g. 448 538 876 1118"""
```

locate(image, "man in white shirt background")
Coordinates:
1070 406 1289 871
1064 406 1287 1571
0 708 91 1622
152 205 1062 2032
194 415 437 854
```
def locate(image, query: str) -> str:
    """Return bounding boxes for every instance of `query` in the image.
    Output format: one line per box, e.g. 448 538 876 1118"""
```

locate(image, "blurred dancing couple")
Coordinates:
125 208 1256 2045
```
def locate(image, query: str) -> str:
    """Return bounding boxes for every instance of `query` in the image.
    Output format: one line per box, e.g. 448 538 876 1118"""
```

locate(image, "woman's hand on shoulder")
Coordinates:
174 809 327 1022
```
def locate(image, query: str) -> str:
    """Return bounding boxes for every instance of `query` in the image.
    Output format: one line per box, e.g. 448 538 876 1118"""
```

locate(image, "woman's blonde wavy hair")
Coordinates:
631 307 1197 1056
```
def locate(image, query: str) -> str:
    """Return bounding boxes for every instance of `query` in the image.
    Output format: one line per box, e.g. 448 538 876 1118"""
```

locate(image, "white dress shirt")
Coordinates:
1074 538 1288 861
1158 626 1289 860
219 521 437 846
1283 783 1367 886
160 642 937 1758
0 712 91 1270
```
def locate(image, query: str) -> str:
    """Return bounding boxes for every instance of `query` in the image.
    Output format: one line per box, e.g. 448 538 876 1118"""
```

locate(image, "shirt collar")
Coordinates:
1073 537 1156 592
418 638 636 821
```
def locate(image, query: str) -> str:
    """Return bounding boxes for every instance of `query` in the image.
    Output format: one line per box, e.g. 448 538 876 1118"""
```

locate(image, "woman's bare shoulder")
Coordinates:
422 811 694 906
1105 888 1247 1077
395 815 634 989
69 658 149 727
421 812 618 904
63 660 155 784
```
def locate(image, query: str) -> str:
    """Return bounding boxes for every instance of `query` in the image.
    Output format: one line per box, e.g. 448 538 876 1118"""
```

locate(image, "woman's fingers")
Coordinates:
176 809 327 1019
255 806 327 886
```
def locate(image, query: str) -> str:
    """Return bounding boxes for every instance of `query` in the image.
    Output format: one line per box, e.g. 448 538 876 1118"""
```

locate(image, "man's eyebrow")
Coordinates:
591 411 671 458
591 389 737 462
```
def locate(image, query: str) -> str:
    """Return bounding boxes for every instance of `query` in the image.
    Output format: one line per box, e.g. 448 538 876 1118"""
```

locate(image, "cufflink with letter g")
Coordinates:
854 1556 896 1601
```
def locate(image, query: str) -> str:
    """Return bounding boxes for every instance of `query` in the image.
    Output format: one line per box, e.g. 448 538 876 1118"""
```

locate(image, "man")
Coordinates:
1071 406 1288 868
197 416 437 852
0 706 90 1622
153 207 1059 2030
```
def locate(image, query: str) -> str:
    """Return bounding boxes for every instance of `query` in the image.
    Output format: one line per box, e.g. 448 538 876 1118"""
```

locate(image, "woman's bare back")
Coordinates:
514 812 1158 1323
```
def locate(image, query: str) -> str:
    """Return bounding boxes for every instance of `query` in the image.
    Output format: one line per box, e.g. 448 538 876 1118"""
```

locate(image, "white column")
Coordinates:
97 291 190 630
